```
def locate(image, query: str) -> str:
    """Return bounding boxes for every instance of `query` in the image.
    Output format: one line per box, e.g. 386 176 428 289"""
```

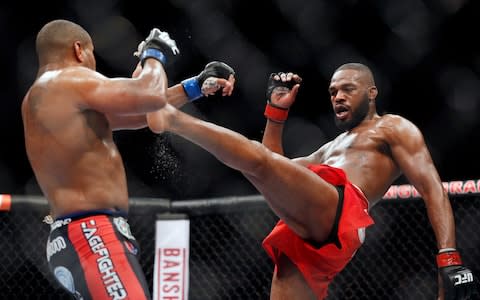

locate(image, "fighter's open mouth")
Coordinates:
335 105 349 119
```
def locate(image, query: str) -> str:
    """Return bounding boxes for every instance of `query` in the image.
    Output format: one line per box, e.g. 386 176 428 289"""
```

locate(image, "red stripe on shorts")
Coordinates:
68 215 147 300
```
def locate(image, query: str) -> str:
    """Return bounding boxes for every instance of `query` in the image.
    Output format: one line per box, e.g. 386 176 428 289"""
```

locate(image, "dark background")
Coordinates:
1 0 479 200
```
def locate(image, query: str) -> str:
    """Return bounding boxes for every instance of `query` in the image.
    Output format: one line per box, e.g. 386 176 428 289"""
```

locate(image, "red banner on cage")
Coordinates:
0 194 11 211
382 179 480 200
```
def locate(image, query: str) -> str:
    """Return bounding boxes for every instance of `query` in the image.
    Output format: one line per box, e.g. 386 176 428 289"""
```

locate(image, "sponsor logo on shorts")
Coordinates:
54 266 76 292
113 217 135 240
50 218 72 231
124 241 138 256
46 236 67 262
54 266 84 299
81 219 127 299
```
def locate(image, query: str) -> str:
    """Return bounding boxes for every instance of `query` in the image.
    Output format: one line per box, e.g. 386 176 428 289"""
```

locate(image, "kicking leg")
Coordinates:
148 105 339 243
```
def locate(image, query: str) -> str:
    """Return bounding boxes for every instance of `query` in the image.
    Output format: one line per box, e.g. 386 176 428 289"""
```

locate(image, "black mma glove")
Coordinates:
181 61 235 102
134 28 179 66
437 249 475 300
264 73 296 123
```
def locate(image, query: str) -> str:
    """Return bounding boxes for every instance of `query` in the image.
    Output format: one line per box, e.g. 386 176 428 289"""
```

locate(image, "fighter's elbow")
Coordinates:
152 89 168 110
137 72 168 110
146 112 164 134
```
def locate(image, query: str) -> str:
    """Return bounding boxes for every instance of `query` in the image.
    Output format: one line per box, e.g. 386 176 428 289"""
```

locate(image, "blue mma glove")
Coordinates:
181 61 235 102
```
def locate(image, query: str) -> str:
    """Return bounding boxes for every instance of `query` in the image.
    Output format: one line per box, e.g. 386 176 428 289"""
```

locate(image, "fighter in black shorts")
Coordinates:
22 19 235 299
47 210 147 299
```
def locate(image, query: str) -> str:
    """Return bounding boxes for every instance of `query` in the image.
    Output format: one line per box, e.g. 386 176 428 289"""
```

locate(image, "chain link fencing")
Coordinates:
0 192 479 300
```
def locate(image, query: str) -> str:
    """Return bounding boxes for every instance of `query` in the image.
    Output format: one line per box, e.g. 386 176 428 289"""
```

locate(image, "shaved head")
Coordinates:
35 19 92 66
333 63 376 86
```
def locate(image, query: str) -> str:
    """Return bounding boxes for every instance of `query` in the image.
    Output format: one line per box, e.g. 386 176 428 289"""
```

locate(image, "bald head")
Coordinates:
334 63 376 86
36 19 92 66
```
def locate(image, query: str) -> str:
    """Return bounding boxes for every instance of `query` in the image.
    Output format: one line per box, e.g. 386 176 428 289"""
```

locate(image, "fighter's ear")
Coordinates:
73 41 83 62
368 86 378 101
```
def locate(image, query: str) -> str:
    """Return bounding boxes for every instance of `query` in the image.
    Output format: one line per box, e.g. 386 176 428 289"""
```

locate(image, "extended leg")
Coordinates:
149 105 339 243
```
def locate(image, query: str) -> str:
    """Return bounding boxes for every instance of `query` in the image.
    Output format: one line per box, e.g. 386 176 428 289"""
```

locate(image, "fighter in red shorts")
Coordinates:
262 164 373 299
146 64 475 299
22 19 235 299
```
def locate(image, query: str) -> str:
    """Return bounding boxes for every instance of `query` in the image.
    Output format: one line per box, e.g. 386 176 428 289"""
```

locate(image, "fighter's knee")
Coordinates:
245 141 272 177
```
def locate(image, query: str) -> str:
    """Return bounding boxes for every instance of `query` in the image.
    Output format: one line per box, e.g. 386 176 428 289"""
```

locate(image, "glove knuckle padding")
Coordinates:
198 61 235 84
144 28 178 55
135 28 179 65
266 72 296 100
181 61 235 102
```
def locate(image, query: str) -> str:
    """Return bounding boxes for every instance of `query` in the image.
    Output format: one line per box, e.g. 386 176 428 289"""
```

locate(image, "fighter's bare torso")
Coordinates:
272 113 422 299
296 113 410 207
22 69 129 219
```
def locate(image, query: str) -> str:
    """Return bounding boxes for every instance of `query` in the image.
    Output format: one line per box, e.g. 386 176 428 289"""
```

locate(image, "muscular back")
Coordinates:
22 68 129 218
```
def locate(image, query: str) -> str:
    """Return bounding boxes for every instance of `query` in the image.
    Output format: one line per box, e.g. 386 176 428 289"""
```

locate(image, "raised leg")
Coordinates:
148 105 339 242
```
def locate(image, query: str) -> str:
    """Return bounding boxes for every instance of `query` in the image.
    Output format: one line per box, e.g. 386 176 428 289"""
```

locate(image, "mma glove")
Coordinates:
134 28 180 67
437 248 475 300
264 72 296 123
181 61 235 102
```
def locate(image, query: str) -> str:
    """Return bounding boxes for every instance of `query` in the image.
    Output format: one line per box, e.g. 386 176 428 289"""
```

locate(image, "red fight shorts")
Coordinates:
262 164 375 299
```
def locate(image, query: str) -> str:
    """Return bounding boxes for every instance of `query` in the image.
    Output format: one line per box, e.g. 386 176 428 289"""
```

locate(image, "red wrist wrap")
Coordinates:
436 251 462 268
264 102 289 123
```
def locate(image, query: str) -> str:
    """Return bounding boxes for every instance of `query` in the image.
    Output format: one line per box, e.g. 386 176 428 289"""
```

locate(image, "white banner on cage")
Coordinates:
153 217 190 300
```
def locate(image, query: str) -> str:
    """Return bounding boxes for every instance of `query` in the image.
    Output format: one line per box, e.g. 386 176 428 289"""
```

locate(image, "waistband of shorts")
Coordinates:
54 209 128 222
351 183 370 211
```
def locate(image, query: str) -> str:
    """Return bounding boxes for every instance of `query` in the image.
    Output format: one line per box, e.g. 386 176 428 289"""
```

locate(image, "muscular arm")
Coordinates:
127 63 189 108
107 84 190 130
166 84 191 107
132 62 191 108
261 72 314 163
261 120 328 167
386 116 455 249
77 59 168 115
108 63 235 130
262 121 286 155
